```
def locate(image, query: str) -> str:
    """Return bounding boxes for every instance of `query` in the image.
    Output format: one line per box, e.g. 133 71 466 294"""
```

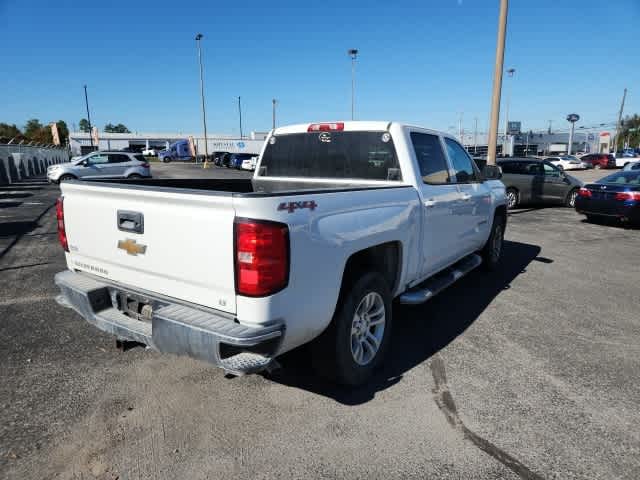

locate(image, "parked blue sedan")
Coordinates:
229 153 255 169
575 170 640 226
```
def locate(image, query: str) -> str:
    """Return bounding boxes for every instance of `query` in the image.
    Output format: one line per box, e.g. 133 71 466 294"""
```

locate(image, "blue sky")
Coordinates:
1 0 638 136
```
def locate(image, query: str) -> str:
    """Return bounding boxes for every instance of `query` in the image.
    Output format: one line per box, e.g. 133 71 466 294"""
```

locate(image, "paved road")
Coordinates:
1 169 638 479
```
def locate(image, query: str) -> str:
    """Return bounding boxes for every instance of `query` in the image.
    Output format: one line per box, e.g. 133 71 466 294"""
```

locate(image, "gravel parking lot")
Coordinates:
1 165 638 480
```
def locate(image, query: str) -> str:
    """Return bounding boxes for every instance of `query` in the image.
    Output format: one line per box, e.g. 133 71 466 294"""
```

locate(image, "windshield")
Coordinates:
598 171 640 184
259 131 401 181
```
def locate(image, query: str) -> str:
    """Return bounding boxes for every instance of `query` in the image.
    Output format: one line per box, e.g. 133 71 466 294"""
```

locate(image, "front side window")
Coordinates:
259 131 401 181
444 137 477 182
410 132 450 184
87 154 108 165
543 162 561 176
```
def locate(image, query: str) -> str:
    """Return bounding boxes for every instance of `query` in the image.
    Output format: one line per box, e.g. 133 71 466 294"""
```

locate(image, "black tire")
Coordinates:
311 271 393 386
585 214 600 224
506 188 519 209
565 188 579 208
58 174 75 183
594 164 601 170
127 174 142 179
480 214 505 271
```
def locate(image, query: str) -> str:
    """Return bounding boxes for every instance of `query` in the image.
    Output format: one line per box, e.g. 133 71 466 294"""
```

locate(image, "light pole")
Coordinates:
238 96 243 139
195 33 209 167
486 0 509 165
503 67 515 156
272 98 277 130
83 85 93 148
348 48 358 120
566 113 580 155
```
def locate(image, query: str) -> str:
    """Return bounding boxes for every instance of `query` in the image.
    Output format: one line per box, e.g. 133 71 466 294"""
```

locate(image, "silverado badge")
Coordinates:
118 238 147 256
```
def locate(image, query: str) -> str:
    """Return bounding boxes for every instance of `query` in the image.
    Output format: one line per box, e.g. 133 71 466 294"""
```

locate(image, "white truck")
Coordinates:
54 121 507 385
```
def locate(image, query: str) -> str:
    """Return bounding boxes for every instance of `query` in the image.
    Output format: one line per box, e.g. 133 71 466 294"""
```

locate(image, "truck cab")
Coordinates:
158 140 193 163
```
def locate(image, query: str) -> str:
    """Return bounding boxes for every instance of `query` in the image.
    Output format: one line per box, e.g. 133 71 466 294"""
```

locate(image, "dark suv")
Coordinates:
497 158 583 209
580 153 616 169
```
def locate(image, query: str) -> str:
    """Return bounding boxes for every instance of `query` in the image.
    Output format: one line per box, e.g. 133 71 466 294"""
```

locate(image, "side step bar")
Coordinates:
399 254 482 305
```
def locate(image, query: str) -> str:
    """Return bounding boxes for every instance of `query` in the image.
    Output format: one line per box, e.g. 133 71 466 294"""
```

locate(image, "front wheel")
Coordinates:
565 188 578 208
480 215 505 271
311 271 392 386
594 164 601 170
58 174 75 183
506 188 519 209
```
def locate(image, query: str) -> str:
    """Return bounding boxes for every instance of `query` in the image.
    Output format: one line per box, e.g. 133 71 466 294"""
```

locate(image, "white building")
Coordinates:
69 131 268 156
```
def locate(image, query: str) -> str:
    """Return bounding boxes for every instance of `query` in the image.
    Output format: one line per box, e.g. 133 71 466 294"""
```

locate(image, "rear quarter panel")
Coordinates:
232 186 421 354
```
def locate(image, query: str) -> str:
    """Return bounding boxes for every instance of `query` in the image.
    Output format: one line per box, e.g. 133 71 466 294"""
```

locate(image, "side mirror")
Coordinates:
483 164 502 180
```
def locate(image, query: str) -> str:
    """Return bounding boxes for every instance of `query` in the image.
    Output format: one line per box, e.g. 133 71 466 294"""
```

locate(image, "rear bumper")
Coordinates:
575 200 640 222
55 270 284 374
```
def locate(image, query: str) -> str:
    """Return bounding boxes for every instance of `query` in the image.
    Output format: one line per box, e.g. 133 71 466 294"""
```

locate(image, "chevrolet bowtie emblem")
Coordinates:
117 238 147 256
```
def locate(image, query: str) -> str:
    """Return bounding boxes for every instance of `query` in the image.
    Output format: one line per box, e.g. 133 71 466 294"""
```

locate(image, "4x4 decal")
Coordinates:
278 200 318 213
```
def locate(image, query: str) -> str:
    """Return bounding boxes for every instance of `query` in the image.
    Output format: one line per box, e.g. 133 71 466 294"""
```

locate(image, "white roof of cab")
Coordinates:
272 121 451 139
273 121 392 135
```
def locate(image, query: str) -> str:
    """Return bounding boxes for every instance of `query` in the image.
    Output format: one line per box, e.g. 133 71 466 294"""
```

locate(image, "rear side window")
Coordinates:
410 132 450 184
444 138 477 182
133 154 145 162
108 154 130 163
259 131 401 181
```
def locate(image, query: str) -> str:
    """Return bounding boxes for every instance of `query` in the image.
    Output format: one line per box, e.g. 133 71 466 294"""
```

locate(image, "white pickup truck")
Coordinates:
55 121 507 385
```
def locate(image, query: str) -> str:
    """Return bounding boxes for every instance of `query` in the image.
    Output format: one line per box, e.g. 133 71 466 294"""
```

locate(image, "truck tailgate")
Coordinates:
60 182 237 314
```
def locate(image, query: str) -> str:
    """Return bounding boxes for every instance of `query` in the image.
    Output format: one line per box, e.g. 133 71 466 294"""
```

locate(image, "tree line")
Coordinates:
0 119 69 145
0 119 132 146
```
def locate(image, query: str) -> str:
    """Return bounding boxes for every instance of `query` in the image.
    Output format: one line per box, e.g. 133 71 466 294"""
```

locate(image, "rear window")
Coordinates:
258 131 401 181
599 171 640 184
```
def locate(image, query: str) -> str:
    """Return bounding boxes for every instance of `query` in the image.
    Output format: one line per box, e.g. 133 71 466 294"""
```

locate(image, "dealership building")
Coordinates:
68 131 269 156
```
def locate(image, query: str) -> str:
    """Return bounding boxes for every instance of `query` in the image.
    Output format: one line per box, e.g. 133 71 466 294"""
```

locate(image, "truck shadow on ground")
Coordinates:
267 240 544 405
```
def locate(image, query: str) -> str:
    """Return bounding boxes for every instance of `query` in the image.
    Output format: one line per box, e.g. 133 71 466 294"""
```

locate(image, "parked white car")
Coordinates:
54 121 507 385
545 155 584 170
617 155 640 168
141 148 157 157
241 156 258 171
623 161 640 171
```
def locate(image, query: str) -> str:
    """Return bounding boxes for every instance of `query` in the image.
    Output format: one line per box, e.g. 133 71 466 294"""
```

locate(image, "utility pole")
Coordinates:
503 68 515 156
458 112 464 143
83 85 93 147
348 49 358 120
473 117 478 153
548 120 553 134
195 33 209 167
486 0 509 165
238 96 243 139
272 98 277 130
614 88 627 154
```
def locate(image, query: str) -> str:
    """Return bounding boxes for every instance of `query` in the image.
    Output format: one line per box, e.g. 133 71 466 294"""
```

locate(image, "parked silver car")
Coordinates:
47 151 151 183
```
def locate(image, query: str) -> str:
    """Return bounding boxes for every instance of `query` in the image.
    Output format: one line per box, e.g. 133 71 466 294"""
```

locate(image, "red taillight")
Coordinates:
235 219 289 297
578 188 592 198
615 192 640 201
56 197 69 252
307 122 345 132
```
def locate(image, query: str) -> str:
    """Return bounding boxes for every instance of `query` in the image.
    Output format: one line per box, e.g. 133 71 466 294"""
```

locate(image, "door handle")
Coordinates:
424 199 437 208
117 210 144 234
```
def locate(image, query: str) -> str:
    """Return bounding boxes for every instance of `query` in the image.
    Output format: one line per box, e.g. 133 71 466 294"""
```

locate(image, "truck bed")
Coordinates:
91 177 406 195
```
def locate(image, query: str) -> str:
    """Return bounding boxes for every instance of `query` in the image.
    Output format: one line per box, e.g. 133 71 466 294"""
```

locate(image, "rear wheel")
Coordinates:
506 188 519 209
128 174 142 179
565 188 579 208
311 271 392 386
